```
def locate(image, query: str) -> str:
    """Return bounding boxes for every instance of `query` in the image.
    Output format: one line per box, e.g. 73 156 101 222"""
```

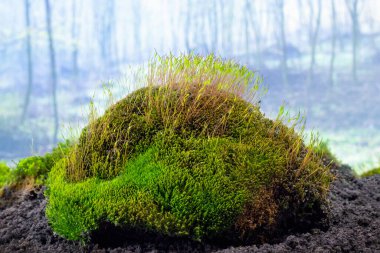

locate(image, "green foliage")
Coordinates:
0 162 11 188
313 139 338 162
13 140 72 185
0 140 72 189
361 167 380 177
46 137 248 241
44 140 73 172
46 54 332 243
13 156 49 184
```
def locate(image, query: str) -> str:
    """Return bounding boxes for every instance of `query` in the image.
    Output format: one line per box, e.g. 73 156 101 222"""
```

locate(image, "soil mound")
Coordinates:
1 164 379 253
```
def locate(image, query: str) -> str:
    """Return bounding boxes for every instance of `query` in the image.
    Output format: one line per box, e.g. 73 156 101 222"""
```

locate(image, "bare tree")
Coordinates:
329 0 337 86
21 0 33 123
95 0 115 65
44 0 59 144
184 0 192 52
132 0 142 61
169 1 179 54
208 0 219 52
245 0 263 68
193 0 208 53
71 0 79 78
308 0 322 85
244 0 251 65
184 0 210 54
220 0 234 55
345 0 360 82
274 0 288 87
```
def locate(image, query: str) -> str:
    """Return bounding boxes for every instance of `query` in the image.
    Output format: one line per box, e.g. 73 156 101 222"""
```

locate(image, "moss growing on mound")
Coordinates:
313 140 338 163
0 140 71 194
46 54 332 243
0 162 11 188
361 167 380 177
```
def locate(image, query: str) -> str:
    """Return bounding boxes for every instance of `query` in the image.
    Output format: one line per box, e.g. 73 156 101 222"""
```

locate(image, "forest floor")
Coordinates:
0 164 379 253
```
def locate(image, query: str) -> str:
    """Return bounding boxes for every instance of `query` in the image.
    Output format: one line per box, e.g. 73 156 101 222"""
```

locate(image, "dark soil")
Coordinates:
0 164 379 253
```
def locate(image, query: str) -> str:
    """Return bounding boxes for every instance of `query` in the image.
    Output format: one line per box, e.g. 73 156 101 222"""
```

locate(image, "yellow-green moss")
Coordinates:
0 140 71 192
0 162 11 188
361 167 380 177
313 139 338 163
45 54 332 243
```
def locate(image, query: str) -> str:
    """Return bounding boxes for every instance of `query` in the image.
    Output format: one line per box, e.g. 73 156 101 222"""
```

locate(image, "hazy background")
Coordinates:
0 0 379 173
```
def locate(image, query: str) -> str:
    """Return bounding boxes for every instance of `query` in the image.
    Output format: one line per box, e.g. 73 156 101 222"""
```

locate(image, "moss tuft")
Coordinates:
46 54 333 243
0 140 72 192
0 162 11 188
313 139 338 163
361 167 380 177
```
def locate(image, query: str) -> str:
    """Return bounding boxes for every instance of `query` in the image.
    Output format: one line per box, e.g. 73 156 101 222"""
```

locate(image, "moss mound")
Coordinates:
46 54 332 244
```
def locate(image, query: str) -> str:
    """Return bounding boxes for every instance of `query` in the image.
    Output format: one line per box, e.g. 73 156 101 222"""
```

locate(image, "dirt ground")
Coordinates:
0 164 379 253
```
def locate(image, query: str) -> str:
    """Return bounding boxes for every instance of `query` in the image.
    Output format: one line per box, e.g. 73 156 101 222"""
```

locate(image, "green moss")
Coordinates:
313 139 338 162
0 140 72 190
361 167 380 177
14 156 49 184
0 162 11 188
13 140 72 185
46 54 332 243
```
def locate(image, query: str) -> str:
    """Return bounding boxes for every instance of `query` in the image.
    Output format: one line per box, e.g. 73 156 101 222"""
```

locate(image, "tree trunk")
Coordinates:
194 1 207 52
329 0 336 86
184 0 192 52
346 0 359 82
246 0 262 68
277 0 288 87
170 1 178 54
244 0 251 65
308 0 321 86
111 1 119 64
71 0 79 78
21 0 33 123
44 0 59 144
352 3 359 82
220 0 233 55
96 0 115 65
132 0 142 61
209 0 218 52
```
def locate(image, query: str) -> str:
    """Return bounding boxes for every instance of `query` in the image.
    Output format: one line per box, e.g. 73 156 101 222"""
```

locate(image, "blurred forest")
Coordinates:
0 0 379 173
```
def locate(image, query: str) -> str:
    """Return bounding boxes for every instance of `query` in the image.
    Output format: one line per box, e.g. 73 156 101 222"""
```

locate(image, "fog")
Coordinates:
0 0 379 173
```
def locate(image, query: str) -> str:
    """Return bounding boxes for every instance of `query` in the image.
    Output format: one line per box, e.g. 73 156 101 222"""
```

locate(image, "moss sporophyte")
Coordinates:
44 54 333 243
